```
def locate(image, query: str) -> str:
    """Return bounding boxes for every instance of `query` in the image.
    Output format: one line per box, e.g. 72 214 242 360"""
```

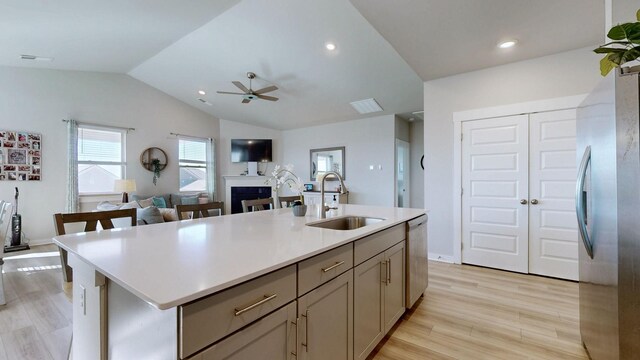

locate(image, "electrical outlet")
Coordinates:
80 285 86 316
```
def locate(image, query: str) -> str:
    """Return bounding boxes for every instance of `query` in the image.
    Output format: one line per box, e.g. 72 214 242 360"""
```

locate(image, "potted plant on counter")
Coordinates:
595 9 640 76
266 164 307 216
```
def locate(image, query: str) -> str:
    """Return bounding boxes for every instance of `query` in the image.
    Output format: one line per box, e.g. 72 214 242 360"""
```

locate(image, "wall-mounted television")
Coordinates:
231 139 273 163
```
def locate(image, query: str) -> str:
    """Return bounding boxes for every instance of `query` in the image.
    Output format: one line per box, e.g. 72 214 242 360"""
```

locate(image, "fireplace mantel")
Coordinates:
223 175 271 214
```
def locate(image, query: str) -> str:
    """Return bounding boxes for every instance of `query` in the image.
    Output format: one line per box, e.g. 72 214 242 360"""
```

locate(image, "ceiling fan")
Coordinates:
217 72 279 104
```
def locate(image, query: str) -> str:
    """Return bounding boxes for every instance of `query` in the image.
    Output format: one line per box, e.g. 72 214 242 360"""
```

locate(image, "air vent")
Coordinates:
20 54 54 62
350 98 383 114
197 98 213 106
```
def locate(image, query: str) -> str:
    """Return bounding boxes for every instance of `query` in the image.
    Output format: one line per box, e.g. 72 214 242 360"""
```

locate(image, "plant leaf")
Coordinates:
600 56 617 76
594 46 627 54
626 23 640 41
601 41 634 46
622 47 640 62
637 8 640 21
608 24 628 40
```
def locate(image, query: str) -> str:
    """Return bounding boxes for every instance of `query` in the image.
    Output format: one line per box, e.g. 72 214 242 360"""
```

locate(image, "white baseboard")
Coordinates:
428 253 455 263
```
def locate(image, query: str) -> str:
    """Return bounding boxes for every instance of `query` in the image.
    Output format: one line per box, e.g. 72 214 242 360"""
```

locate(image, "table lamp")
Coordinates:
114 179 137 203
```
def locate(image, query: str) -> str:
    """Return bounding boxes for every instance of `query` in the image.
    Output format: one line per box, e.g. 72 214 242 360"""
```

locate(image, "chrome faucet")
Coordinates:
319 171 348 219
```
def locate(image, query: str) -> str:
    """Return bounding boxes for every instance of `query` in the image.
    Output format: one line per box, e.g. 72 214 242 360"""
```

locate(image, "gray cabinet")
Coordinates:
383 241 405 333
298 269 353 360
353 241 405 360
191 301 297 360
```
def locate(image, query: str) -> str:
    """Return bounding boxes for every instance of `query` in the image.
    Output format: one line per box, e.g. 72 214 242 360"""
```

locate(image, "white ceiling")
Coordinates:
0 0 240 72
1 0 606 129
349 0 604 81
129 0 424 130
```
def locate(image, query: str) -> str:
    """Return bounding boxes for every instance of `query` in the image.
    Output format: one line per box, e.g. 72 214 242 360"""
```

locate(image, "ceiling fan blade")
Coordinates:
257 94 279 102
217 91 245 95
254 85 278 95
242 98 251 104
232 81 250 93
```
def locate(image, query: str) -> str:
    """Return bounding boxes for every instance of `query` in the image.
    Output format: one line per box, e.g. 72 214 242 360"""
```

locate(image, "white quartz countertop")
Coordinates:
53 204 426 310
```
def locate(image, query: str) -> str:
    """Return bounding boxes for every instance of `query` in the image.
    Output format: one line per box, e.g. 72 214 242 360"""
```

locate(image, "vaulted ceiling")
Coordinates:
1 0 604 129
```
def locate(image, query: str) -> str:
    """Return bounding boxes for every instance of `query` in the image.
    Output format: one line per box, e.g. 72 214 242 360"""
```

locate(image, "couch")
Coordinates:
97 193 208 226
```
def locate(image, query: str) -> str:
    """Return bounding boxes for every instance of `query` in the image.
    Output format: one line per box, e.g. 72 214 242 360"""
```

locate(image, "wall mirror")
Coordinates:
310 146 345 181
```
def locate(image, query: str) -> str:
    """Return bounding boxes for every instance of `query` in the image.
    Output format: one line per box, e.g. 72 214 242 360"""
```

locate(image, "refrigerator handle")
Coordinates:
576 146 594 259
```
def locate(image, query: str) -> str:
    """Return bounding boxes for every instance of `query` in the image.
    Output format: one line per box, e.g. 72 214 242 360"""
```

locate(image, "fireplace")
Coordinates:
230 186 272 214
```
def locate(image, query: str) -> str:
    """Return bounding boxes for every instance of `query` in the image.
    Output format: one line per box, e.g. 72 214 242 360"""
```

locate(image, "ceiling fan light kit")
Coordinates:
216 72 279 104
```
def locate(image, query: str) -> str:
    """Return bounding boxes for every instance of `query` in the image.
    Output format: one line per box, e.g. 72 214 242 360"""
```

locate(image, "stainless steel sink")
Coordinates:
306 216 384 230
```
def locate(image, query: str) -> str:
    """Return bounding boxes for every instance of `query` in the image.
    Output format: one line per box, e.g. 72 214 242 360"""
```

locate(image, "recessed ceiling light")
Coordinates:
325 43 336 51
498 40 517 49
198 90 206 95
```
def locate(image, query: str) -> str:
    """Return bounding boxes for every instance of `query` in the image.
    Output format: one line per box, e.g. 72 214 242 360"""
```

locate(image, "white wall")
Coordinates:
409 120 424 209
282 115 396 206
0 66 220 242
423 47 602 259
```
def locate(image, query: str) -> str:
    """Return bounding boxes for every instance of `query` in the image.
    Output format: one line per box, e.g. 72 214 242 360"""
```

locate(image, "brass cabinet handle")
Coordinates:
321 261 345 273
234 294 277 316
301 310 309 352
291 319 298 358
381 261 388 284
387 258 391 284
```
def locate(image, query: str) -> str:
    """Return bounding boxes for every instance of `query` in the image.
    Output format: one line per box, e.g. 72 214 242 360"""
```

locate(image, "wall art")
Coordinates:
0 130 41 181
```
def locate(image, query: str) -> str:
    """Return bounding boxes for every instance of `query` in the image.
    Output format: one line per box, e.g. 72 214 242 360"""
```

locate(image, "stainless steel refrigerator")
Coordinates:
576 66 640 360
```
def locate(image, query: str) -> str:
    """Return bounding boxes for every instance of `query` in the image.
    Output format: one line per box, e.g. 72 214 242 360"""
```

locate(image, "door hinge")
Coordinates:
461 187 464 196
460 133 463 141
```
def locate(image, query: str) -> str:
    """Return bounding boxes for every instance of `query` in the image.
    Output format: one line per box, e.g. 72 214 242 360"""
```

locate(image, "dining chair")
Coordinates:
53 208 136 360
241 198 274 213
53 208 137 283
175 201 224 220
277 196 300 208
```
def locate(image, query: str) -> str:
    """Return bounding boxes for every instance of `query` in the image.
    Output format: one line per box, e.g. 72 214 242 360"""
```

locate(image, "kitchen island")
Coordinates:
53 204 427 359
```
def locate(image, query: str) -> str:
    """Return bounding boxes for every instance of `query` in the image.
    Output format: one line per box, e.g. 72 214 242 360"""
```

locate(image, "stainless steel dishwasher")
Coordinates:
406 214 428 308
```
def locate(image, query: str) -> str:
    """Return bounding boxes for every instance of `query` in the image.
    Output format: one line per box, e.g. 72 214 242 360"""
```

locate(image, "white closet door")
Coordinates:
529 110 578 280
461 115 529 273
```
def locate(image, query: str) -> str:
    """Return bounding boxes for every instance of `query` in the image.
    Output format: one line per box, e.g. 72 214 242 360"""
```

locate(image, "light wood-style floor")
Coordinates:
370 261 588 360
0 246 586 359
0 244 71 360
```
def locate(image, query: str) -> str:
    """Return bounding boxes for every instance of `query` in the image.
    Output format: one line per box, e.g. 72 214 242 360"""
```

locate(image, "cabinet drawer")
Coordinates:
179 265 297 359
189 301 297 360
354 224 405 265
298 243 353 296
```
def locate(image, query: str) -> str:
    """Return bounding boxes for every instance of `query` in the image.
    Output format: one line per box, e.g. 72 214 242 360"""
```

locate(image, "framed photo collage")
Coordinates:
0 130 41 181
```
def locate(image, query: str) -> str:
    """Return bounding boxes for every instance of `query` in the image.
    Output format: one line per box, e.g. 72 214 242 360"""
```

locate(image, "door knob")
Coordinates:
520 199 527 205
531 199 539 205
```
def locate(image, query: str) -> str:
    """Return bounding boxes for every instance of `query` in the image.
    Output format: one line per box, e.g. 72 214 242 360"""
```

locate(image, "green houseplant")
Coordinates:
595 9 640 76
151 158 161 186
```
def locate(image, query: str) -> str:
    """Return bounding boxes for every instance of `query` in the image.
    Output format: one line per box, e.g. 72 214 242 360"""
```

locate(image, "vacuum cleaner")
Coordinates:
5 187 29 253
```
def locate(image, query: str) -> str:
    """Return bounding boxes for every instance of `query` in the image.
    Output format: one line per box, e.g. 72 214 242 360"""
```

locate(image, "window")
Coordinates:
77 126 126 194
179 139 207 192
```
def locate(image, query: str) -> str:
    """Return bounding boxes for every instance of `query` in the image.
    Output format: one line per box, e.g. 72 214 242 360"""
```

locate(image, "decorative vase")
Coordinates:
292 204 307 217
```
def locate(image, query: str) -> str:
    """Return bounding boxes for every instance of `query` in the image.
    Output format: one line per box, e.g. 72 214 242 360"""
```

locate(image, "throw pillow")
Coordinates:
137 206 165 225
137 197 153 208
120 201 141 210
181 196 199 205
152 196 167 208
159 208 179 222
96 201 121 211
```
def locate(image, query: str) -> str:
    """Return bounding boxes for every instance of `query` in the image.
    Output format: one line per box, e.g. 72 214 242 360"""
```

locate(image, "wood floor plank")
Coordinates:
1 326 52 360
370 261 588 360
